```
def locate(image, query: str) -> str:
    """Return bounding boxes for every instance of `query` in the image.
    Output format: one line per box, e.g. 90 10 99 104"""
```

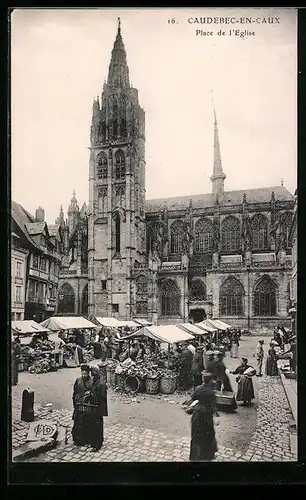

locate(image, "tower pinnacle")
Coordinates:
107 18 130 89
210 91 226 196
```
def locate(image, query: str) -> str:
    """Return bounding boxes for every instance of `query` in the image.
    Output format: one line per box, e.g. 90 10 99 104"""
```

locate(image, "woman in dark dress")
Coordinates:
231 358 255 406
72 364 93 445
214 352 233 392
265 343 279 376
88 366 108 451
191 347 205 389
188 372 219 462
11 339 21 386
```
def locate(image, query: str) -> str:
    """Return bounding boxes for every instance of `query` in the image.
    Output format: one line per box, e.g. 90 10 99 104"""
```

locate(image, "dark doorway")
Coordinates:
189 308 206 323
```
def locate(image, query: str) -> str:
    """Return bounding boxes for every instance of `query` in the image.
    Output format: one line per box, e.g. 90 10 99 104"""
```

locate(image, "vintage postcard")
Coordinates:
10 7 297 469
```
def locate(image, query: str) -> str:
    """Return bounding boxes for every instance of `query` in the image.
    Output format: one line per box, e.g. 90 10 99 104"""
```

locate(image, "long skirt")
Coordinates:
231 344 239 358
88 415 104 450
74 347 80 367
193 373 203 389
12 358 18 386
236 375 255 403
72 410 91 446
215 374 233 393
265 356 278 376
189 409 217 462
203 353 208 370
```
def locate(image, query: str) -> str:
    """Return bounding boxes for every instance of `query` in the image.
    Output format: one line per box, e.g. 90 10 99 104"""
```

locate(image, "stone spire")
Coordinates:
210 92 226 196
68 190 79 212
55 205 65 227
107 18 130 89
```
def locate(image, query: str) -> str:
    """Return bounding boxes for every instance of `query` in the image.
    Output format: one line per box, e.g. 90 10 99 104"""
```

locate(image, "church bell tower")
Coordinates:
88 19 146 319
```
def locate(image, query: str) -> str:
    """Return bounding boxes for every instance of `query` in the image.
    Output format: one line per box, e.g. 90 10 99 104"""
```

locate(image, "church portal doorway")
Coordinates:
189 308 206 324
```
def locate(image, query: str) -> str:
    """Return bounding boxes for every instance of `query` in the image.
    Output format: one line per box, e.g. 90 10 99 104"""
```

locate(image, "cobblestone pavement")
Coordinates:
11 335 297 462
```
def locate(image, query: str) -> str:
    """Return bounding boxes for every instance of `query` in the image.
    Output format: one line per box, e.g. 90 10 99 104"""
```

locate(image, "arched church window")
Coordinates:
115 149 126 180
190 279 206 301
97 154 108 179
195 218 213 253
161 279 181 316
254 276 277 316
219 277 244 316
58 282 75 314
136 275 148 295
170 220 184 254
250 214 268 251
221 216 240 253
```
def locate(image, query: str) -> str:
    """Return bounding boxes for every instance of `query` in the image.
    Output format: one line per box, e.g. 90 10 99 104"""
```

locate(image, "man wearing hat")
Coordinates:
254 340 264 377
191 346 205 389
205 351 217 382
72 364 93 446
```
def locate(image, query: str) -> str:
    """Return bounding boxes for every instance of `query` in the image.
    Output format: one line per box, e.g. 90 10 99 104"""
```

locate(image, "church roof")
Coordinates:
145 186 294 213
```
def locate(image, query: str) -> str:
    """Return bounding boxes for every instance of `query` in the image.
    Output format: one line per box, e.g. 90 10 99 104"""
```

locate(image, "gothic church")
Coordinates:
56 20 294 330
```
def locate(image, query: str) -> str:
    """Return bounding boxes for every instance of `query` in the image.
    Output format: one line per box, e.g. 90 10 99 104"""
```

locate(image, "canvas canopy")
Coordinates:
117 320 141 328
12 320 50 335
177 323 208 337
213 319 232 330
135 319 152 326
197 321 217 333
121 325 194 344
95 317 123 328
40 316 97 331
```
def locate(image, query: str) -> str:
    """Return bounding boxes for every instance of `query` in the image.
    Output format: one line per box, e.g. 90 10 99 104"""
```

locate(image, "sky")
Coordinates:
11 8 297 224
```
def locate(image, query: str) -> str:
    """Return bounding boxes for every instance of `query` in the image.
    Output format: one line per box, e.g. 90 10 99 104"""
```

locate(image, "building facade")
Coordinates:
11 203 63 322
289 190 297 334
55 193 89 317
57 20 294 330
11 232 28 320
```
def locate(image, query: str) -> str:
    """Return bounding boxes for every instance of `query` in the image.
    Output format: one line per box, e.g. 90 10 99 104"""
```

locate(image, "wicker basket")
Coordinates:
146 377 160 395
215 390 236 408
116 373 125 390
160 375 177 394
76 403 98 414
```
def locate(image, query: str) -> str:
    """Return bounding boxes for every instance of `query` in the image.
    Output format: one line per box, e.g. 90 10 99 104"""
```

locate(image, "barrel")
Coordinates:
145 377 160 394
160 375 177 394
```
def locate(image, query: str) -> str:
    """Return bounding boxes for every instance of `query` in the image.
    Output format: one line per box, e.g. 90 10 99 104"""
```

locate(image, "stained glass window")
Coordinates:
195 218 213 253
250 214 268 251
221 216 240 253
161 279 181 316
254 277 277 316
115 149 126 180
219 278 244 316
190 279 206 301
170 220 184 254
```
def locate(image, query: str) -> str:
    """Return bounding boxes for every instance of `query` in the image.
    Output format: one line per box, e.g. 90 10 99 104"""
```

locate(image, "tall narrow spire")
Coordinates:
210 91 226 196
107 18 130 89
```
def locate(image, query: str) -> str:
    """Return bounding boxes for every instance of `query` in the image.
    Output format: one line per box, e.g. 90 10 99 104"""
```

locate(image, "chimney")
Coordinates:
35 207 45 222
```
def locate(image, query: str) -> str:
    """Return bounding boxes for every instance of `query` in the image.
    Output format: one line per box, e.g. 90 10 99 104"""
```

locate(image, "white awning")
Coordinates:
197 321 217 333
117 320 141 328
12 320 50 335
177 323 208 336
213 319 232 330
95 317 123 328
40 316 98 331
134 319 152 326
121 325 194 344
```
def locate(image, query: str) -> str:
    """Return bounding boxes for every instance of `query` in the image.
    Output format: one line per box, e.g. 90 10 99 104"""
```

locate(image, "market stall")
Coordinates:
40 316 98 367
104 325 195 396
12 320 50 336
12 321 53 373
213 319 232 330
177 322 208 340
